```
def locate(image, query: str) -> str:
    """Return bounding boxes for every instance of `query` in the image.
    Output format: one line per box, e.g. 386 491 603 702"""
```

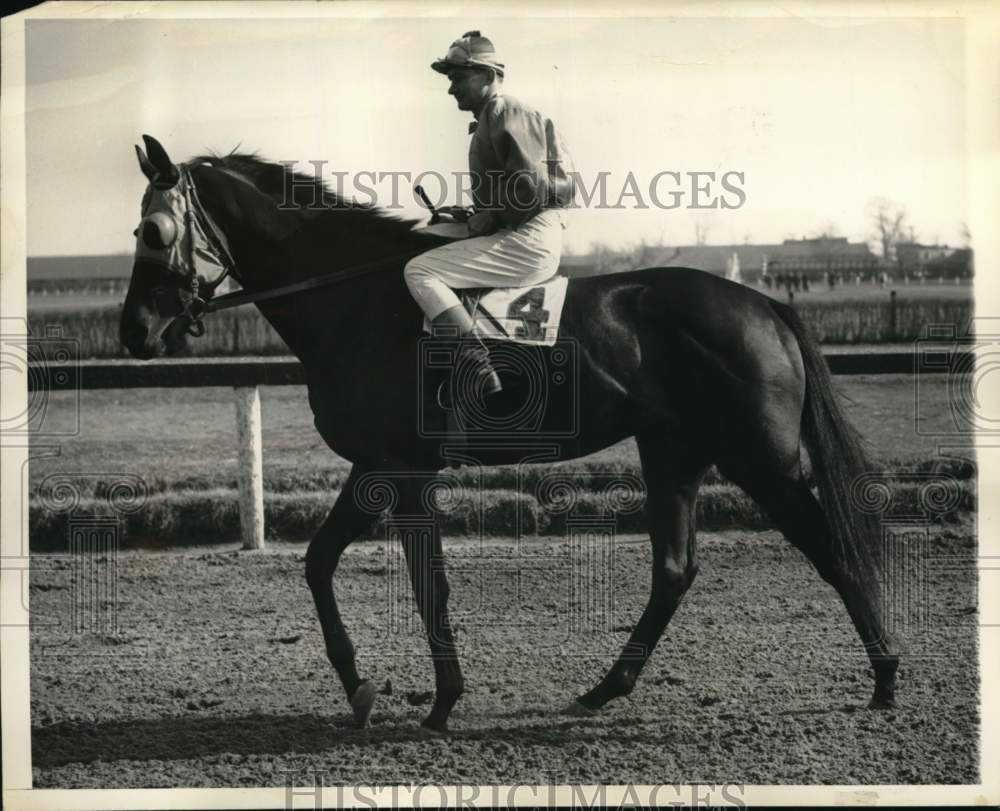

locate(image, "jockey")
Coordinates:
404 31 575 399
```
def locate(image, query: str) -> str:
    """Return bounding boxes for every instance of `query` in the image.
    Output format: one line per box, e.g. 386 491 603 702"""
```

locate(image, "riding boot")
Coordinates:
430 305 502 405
455 337 503 397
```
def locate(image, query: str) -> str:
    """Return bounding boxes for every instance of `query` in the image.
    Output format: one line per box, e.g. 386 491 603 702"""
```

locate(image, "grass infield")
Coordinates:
27 375 977 549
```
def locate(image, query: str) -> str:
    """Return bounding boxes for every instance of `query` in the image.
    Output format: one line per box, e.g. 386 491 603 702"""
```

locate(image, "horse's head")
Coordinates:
120 135 241 358
121 136 414 358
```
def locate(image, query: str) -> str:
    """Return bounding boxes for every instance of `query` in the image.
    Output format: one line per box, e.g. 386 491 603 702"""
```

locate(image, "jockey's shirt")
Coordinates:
468 92 575 228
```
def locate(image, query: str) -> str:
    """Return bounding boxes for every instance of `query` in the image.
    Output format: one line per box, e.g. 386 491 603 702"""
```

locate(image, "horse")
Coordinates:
120 135 898 734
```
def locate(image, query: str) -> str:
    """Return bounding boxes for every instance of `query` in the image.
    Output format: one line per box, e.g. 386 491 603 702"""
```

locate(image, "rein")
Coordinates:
176 166 424 331
204 250 418 313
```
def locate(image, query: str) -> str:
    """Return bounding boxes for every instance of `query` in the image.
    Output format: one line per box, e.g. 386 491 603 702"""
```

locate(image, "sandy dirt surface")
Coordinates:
29 528 978 788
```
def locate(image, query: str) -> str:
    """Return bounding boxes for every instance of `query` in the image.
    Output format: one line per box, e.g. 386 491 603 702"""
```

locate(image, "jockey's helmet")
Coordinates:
431 31 505 77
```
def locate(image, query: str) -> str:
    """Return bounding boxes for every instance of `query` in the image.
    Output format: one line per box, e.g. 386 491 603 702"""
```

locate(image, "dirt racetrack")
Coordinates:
30 527 978 788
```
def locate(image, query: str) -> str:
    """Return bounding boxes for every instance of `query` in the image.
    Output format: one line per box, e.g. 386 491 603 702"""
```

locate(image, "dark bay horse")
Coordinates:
120 135 898 733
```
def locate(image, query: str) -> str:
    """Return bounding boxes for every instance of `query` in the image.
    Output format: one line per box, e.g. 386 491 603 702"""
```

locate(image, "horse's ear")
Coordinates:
142 134 173 171
134 144 158 183
141 134 179 188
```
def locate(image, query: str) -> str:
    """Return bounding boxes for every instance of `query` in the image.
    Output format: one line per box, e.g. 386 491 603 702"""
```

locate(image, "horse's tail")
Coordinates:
770 300 881 577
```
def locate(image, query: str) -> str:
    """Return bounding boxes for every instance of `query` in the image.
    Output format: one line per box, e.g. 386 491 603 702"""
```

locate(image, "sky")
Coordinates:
25 14 967 257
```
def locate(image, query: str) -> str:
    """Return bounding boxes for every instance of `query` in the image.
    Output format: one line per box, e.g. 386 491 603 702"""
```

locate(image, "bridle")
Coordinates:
141 164 240 337
175 167 238 337
144 164 426 337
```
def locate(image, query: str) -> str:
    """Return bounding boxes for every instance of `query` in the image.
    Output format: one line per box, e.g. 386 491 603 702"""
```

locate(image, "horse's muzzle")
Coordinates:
122 320 165 359
121 306 191 358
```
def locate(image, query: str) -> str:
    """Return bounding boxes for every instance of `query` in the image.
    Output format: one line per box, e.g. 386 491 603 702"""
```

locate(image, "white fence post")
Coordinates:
234 385 265 550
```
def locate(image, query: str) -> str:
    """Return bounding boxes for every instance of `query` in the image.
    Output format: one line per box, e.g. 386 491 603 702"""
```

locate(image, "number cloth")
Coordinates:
430 275 570 346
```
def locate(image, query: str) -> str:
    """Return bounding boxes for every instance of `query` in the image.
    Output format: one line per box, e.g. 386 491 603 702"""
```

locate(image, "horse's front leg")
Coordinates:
393 474 464 734
305 465 381 726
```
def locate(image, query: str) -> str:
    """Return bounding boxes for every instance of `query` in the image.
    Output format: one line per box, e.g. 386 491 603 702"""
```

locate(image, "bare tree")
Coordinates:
694 219 710 246
589 241 617 273
959 221 972 248
866 197 909 260
630 235 669 269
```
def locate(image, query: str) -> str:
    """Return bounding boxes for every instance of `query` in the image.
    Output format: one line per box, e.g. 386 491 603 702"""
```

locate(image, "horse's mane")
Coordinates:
190 151 423 245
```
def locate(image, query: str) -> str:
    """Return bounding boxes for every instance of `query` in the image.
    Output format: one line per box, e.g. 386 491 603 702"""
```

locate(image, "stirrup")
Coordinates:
436 343 502 409
457 341 502 395
435 372 502 410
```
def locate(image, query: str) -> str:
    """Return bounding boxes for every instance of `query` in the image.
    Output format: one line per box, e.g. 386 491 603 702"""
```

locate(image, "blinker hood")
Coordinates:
135 167 231 285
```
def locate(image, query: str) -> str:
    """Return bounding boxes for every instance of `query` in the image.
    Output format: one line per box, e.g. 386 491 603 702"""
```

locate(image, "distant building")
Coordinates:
653 237 878 282
28 253 134 281
27 253 134 294
895 241 956 269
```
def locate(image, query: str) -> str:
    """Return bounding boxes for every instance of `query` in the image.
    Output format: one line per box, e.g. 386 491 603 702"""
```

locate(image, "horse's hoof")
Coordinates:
563 700 598 717
417 722 447 738
868 683 897 710
350 680 377 727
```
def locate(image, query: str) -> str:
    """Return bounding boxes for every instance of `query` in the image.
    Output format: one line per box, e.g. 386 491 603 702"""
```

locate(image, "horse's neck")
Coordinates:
229 222 421 365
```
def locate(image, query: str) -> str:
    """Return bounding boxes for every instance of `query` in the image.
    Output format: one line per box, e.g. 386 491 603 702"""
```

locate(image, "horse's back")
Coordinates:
563 266 804 398
567 265 771 310
565 266 788 344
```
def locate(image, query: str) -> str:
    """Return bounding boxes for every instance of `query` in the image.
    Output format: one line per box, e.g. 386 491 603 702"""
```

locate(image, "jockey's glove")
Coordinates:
430 205 475 225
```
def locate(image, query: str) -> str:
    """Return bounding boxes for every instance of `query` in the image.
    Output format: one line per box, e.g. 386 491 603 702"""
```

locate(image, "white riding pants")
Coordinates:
404 209 564 321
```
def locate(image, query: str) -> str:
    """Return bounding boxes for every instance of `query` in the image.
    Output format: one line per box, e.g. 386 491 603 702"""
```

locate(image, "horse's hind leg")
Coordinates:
305 465 381 726
394 474 465 734
569 434 708 713
722 462 899 708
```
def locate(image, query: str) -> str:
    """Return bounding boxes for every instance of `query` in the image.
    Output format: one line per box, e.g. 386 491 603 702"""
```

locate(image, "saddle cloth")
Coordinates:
421 274 569 346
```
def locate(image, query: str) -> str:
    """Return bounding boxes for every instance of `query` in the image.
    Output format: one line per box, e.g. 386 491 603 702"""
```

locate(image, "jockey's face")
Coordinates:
447 67 496 113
